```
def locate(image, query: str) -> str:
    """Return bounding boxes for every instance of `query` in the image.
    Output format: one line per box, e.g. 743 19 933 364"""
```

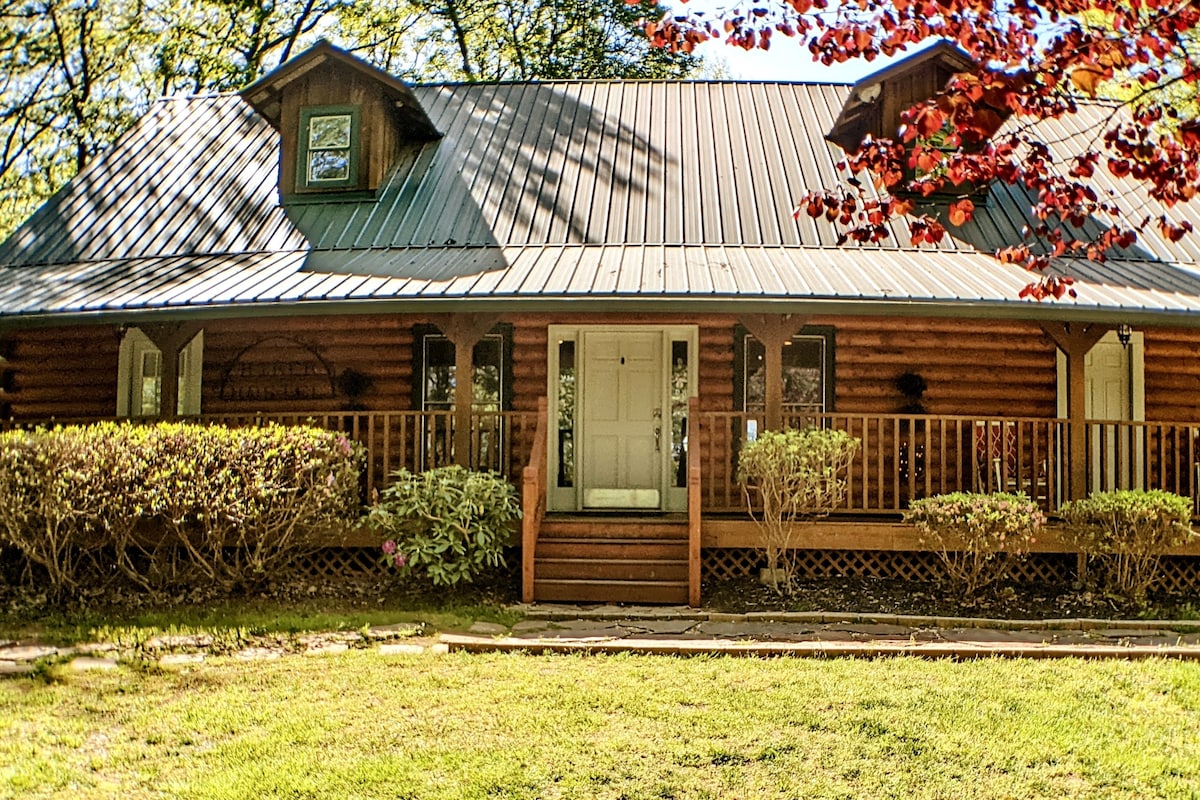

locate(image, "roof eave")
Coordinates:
3 294 1198 330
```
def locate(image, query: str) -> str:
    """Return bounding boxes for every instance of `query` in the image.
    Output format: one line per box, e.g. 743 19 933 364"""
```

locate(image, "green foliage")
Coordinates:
906 492 1045 596
0 0 699 240
736 428 859 593
369 466 519 587
0 427 110 594
0 422 363 596
1060 490 1195 602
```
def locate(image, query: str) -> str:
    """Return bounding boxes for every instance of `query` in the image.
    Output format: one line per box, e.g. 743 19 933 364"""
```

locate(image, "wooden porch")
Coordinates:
172 400 1200 606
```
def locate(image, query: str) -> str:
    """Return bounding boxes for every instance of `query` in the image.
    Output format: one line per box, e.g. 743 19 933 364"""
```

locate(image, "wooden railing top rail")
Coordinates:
696 410 1073 426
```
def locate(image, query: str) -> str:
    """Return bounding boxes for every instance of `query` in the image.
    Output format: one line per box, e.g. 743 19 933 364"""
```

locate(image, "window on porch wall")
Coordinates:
414 327 510 470
116 327 203 417
735 326 835 428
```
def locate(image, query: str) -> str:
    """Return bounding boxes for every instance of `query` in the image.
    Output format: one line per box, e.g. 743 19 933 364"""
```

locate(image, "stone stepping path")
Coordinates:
450 607 1200 660
4 609 1200 675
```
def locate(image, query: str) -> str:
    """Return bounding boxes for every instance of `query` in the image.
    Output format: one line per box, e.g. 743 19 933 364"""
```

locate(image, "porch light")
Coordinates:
1117 323 1132 349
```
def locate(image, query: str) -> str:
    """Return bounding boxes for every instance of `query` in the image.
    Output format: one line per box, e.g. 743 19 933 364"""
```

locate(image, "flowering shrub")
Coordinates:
905 492 1044 596
1060 490 1195 603
736 428 859 593
369 466 518 587
0 422 363 596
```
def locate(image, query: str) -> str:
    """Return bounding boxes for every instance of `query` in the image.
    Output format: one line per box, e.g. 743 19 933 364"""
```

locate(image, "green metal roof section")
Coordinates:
1 67 1200 323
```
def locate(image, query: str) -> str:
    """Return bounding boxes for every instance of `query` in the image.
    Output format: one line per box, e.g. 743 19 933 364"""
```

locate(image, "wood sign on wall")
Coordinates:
219 336 337 404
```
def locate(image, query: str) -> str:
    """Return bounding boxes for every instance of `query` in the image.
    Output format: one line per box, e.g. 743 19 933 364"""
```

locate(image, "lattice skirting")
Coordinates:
292 548 390 580
702 547 1200 592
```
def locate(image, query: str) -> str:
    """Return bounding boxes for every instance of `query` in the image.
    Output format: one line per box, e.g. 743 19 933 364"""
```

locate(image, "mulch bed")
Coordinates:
702 576 1200 620
2 547 1197 621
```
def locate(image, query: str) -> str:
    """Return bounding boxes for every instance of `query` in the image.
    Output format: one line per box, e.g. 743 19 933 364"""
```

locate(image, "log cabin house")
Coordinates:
2 41 1200 605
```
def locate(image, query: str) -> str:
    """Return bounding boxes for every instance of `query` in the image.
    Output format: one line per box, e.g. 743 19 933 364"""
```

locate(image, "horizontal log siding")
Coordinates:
201 315 415 414
3 315 1198 432
819 316 1059 418
3 325 122 419
1144 327 1200 421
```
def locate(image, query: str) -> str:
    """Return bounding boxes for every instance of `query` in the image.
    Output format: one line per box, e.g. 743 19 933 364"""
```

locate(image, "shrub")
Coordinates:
0 422 364 596
0 427 108 595
369 466 519 587
143 423 363 589
736 428 859 593
1060 490 1195 602
905 492 1044 596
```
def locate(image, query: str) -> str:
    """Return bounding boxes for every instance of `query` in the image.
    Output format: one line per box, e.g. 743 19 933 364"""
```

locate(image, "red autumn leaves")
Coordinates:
645 0 1200 301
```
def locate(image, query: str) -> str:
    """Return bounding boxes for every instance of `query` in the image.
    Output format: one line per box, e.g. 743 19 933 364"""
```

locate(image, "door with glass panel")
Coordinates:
548 326 696 512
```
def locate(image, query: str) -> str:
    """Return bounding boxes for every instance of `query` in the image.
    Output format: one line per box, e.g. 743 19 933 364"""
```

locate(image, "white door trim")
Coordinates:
547 324 698 512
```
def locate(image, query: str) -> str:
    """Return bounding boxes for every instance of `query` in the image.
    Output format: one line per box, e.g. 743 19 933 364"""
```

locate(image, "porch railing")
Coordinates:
200 409 539 498
1086 421 1200 508
692 411 1200 515
695 411 1066 514
521 397 549 604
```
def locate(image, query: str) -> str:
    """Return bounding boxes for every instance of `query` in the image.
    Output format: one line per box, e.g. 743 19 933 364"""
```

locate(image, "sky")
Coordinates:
666 1 926 83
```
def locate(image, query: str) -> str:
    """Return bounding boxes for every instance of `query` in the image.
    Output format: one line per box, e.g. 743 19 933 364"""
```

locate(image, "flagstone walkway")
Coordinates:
4 607 1200 675
443 606 1200 660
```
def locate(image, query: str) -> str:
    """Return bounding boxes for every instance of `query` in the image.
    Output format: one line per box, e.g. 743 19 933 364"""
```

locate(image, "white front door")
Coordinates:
1084 331 1143 490
579 330 663 508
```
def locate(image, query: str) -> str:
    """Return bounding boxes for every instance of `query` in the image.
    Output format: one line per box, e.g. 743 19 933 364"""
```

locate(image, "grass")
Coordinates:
2 652 1199 799
0 596 522 648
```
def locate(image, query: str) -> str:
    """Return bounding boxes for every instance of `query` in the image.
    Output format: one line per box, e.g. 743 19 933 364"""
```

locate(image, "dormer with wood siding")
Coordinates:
240 41 440 199
827 41 979 154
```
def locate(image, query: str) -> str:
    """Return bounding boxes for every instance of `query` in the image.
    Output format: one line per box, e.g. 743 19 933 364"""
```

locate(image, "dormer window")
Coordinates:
298 105 360 191
240 40 441 198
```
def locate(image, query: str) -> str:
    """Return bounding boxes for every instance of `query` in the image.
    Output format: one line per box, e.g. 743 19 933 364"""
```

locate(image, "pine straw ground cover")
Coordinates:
3 651 1199 799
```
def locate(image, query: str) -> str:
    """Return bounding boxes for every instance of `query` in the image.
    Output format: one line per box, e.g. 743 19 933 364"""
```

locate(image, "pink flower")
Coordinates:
382 540 397 555
393 553 407 568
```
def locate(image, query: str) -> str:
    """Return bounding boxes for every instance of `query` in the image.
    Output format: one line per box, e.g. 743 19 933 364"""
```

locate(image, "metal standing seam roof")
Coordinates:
1 80 1200 324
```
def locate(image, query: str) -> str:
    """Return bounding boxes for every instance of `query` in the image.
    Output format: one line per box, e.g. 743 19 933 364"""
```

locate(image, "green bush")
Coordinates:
905 492 1044 596
144 423 363 589
369 466 519 587
0 427 110 595
736 428 859 593
0 422 364 596
1060 490 1195 602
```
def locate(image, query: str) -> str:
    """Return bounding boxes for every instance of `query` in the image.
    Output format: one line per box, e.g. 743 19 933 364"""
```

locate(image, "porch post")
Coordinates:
138 322 203 420
1040 322 1110 501
739 314 802 431
435 313 499 468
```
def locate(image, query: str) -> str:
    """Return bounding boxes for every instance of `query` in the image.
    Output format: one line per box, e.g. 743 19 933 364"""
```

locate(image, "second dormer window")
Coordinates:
298 105 360 191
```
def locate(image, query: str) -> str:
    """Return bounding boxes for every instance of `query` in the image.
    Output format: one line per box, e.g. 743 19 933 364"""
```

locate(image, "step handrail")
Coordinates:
521 396 549 603
687 396 702 607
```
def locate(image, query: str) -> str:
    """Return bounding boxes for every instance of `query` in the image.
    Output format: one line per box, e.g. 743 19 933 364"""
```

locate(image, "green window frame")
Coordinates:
297 105 361 191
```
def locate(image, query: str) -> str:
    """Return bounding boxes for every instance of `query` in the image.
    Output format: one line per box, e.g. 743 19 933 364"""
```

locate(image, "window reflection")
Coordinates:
557 340 575 487
670 340 688 488
421 335 504 411
743 334 827 414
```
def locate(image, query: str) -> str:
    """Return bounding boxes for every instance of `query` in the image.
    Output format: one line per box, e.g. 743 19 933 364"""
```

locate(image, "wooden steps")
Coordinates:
533 515 690 605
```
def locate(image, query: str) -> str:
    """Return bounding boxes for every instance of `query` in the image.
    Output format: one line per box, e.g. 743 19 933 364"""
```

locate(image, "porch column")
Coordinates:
739 314 803 431
435 313 499 468
139 322 204 420
1040 322 1110 500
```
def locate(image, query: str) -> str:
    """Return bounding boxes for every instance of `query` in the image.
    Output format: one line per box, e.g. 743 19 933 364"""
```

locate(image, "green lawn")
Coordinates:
0 597 521 647
3 652 1199 799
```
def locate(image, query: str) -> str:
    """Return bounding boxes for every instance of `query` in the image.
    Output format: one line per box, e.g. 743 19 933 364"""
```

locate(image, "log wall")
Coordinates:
2 324 122 419
201 315 415 414
2 314 1199 425
1144 327 1200 421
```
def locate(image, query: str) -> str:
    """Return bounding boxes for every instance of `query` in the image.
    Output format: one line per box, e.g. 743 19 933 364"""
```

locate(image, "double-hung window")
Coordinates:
297 106 360 191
